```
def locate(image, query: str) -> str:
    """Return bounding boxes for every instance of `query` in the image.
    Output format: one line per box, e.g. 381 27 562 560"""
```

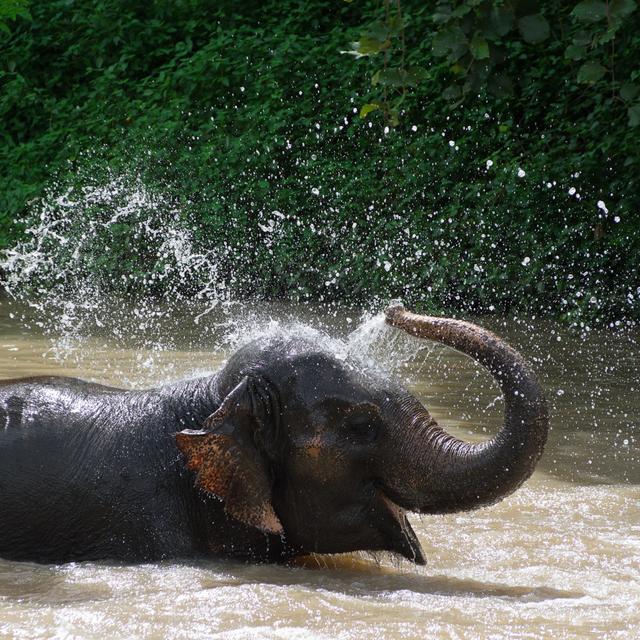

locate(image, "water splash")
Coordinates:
0 170 433 384
217 310 429 383
0 167 536 397
1 171 233 364
345 312 438 380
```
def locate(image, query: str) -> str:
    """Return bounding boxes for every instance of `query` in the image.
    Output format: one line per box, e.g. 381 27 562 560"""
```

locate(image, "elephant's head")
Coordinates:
176 304 548 564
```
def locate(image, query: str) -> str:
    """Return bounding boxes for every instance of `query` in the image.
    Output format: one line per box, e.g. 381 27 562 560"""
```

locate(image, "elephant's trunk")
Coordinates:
382 303 548 514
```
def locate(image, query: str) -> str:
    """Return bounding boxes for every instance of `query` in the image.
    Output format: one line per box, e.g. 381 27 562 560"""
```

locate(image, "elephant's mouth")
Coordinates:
375 490 426 565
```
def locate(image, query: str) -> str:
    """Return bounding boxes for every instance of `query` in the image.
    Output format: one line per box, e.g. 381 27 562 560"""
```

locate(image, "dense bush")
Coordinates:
0 0 638 326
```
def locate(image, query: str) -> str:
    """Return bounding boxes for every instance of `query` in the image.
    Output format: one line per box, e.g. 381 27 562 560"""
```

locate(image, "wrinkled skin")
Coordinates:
0 306 548 564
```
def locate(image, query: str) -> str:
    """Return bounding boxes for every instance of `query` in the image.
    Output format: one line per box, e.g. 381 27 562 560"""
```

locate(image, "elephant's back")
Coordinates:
0 375 125 403
0 376 125 461
0 377 135 561
0 376 204 562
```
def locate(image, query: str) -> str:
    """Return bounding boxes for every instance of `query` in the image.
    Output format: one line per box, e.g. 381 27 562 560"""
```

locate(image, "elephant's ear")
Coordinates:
175 377 283 536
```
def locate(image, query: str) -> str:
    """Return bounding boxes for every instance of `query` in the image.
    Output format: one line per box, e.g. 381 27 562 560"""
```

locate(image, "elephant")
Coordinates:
0 304 548 564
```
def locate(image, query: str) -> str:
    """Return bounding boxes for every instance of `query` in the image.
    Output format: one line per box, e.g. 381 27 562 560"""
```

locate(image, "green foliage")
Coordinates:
342 1 425 125
347 1 639 128
0 0 638 326
0 0 30 33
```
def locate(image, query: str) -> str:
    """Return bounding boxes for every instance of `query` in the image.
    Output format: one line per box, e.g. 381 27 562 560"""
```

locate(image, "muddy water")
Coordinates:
0 300 638 640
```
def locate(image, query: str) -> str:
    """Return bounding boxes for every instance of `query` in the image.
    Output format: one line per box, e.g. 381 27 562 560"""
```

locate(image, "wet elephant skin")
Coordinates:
0 375 278 563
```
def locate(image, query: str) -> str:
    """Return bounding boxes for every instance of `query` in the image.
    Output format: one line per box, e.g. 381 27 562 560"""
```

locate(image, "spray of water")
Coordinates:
0 170 434 384
1 171 236 366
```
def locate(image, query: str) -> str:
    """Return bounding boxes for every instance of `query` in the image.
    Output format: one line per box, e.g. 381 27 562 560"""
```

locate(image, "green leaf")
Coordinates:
372 66 426 88
620 83 640 101
488 7 514 37
12 6 30 20
573 31 593 46
388 14 404 35
452 4 472 18
629 104 640 127
463 66 483 93
371 69 385 86
365 20 400 41
442 85 462 101
0 0 30 28
433 3 453 24
571 1 608 21
432 27 467 60
357 35 392 55
359 103 381 119
610 0 637 19
518 14 550 44
342 35 391 58
470 32 490 59
577 61 607 83
565 44 587 60
597 29 617 45
404 66 428 86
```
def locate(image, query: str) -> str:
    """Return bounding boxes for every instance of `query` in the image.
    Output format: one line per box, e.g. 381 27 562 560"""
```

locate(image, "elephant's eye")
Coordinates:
343 411 380 444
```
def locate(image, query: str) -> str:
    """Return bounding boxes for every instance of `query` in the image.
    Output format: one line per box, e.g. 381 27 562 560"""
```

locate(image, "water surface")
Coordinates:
0 300 638 639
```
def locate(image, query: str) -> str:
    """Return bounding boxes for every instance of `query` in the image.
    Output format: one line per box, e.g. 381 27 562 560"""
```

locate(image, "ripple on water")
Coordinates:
0 291 638 638
0 481 638 639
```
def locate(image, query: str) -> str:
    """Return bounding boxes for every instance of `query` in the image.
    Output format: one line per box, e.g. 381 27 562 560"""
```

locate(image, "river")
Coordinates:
0 299 638 639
